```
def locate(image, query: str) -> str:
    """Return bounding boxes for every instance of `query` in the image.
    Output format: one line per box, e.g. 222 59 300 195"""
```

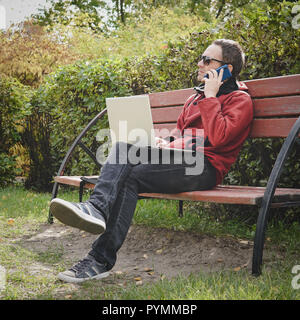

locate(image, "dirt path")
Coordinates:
21 222 256 283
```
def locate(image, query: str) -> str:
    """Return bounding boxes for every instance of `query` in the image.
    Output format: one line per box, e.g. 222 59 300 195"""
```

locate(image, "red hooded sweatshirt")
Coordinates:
166 82 253 186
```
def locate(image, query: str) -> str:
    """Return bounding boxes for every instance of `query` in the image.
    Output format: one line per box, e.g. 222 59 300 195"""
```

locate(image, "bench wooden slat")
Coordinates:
151 96 300 124
153 123 177 137
253 96 300 117
245 74 300 98
149 88 193 108
54 176 300 206
149 75 300 108
153 118 299 138
250 118 299 138
152 106 183 123
54 176 98 189
140 188 300 206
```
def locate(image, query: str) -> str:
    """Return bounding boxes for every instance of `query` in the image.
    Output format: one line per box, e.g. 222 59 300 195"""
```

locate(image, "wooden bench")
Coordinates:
49 74 300 276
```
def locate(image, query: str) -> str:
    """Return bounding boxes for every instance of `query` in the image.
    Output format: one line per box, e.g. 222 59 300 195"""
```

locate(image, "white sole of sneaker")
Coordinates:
58 270 110 283
50 198 106 235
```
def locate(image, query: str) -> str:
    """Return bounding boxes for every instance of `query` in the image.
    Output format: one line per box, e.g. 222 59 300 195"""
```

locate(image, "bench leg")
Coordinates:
48 181 59 224
252 201 271 276
178 200 183 217
79 180 85 202
252 116 300 276
48 210 54 224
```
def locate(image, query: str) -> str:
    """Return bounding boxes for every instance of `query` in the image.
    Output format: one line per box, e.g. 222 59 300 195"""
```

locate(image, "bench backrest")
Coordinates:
149 74 300 138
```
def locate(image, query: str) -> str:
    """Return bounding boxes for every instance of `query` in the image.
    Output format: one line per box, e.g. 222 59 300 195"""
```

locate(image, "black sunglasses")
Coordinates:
199 55 227 66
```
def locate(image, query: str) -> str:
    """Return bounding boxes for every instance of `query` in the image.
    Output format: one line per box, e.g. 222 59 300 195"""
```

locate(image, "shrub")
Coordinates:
0 76 31 186
0 21 77 87
216 1 300 79
47 7 211 60
22 59 133 190
0 153 18 186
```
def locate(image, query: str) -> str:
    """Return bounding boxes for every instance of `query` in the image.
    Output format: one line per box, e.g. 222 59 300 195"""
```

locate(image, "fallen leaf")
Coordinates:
239 240 249 245
115 271 123 275
134 277 142 281
160 275 166 280
7 218 15 225
148 271 155 276
217 258 224 263
156 249 163 254
65 295 72 299
143 254 148 259
233 266 241 272
135 280 143 286
143 267 153 272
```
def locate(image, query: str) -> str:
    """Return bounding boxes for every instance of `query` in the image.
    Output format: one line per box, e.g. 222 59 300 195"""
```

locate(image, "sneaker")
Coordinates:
50 198 106 235
58 254 110 283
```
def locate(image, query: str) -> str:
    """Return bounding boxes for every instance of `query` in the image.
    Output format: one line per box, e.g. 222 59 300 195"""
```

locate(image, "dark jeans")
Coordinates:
88 142 216 269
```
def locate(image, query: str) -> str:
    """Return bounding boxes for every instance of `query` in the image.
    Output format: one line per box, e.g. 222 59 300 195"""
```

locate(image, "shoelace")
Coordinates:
72 202 88 212
70 258 93 273
73 202 97 218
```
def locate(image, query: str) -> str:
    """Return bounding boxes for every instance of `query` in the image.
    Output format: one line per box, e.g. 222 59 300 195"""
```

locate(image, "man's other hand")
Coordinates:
155 137 169 148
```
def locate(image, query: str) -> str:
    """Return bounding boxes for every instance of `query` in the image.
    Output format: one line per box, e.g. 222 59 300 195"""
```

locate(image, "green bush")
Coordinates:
22 95 54 192
47 7 210 60
217 1 300 79
217 1 300 189
0 153 18 186
0 76 31 186
22 59 133 190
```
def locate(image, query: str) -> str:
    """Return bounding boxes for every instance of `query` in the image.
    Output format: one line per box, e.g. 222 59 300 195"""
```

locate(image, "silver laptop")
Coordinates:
105 95 201 174
106 95 156 147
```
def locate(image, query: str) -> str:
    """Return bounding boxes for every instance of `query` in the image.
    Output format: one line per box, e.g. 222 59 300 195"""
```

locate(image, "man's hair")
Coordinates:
212 39 245 79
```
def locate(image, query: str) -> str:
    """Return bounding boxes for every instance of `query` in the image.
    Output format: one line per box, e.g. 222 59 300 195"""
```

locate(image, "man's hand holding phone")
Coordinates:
202 67 224 98
200 64 232 98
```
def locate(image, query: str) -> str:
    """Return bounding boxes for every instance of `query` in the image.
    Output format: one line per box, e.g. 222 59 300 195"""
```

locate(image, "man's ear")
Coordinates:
227 64 233 74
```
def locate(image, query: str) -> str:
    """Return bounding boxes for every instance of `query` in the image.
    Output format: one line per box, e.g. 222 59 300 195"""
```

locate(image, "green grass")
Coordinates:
64 265 299 300
0 185 299 300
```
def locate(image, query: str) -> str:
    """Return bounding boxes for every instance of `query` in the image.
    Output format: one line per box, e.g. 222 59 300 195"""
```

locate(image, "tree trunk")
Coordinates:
120 0 125 24
216 0 226 18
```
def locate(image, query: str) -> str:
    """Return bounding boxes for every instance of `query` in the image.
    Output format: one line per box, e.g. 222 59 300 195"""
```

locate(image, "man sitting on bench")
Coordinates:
50 38 253 283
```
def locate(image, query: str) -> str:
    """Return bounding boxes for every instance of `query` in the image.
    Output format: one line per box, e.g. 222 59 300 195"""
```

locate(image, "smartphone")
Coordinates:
204 64 232 81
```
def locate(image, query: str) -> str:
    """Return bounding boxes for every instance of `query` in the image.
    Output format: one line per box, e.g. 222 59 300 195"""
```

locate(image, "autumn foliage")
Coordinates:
0 21 77 87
